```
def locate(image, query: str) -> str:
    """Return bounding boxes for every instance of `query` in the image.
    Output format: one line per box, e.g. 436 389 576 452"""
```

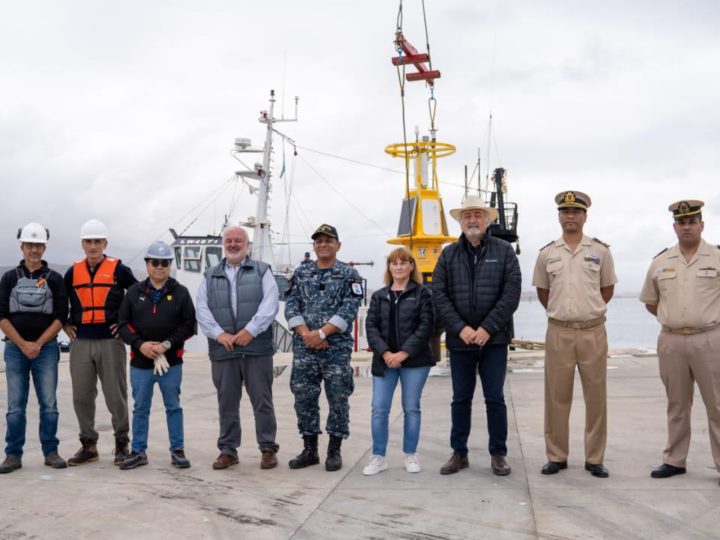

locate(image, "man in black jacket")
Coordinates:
0 223 68 473
432 195 521 476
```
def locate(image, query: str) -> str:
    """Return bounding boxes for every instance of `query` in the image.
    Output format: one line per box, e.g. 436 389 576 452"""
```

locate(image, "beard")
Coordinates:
464 227 484 240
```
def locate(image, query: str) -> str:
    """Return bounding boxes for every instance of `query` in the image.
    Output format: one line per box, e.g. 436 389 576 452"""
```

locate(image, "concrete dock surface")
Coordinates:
1 350 720 540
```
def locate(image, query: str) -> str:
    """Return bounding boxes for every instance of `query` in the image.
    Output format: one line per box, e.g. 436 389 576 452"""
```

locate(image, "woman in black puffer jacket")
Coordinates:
363 247 435 476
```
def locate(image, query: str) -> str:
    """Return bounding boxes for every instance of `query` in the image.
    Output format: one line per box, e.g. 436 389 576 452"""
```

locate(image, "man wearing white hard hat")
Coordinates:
63 219 137 466
432 195 521 477
117 241 196 470
0 223 69 473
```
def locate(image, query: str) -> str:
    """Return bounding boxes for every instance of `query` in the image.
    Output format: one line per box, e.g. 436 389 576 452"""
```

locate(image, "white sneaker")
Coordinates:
363 455 388 476
404 453 421 473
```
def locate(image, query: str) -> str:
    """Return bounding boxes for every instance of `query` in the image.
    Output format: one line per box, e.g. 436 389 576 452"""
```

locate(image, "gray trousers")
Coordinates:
210 354 278 455
69 338 129 443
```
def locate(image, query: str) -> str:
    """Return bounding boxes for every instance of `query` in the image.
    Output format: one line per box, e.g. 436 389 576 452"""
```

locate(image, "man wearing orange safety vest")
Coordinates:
63 219 137 466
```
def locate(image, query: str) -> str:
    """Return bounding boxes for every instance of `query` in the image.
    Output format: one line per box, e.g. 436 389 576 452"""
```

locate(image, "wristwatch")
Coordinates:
317 328 326 340
162 340 172 350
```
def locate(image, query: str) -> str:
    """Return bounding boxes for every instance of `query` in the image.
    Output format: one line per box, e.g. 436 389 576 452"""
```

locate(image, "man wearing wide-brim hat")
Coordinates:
640 200 720 484
432 195 521 477
532 190 617 478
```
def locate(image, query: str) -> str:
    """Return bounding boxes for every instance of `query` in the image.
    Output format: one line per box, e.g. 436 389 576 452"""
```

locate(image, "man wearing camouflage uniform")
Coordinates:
285 224 363 472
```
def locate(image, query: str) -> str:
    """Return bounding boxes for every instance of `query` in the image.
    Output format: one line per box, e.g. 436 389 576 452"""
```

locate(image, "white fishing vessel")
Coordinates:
170 90 374 354
171 90 298 353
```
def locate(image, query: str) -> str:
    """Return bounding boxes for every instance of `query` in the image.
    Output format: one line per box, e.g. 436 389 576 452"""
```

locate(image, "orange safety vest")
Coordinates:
72 257 119 324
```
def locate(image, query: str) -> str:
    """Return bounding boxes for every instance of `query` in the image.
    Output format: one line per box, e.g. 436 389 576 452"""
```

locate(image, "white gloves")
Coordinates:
153 354 170 376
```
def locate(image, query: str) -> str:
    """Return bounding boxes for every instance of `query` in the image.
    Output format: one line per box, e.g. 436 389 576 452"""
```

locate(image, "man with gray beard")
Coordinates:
432 195 521 477
196 226 280 470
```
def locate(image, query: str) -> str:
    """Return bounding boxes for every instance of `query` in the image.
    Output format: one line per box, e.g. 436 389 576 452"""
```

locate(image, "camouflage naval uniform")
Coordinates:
285 260 363 439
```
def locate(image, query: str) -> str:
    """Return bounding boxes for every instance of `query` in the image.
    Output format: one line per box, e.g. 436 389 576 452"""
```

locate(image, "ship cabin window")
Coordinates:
205 246 223 270
183 246 202 273
174 247 181 267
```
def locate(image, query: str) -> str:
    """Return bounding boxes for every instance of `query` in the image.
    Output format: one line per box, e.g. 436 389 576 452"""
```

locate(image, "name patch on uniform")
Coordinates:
547 256 561 264
584 254 600 264
697 267 718 278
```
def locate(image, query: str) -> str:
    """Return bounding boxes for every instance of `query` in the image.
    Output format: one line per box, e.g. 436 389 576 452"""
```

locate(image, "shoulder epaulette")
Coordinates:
653 247 669 259
592 237 610 248
539 240 553 251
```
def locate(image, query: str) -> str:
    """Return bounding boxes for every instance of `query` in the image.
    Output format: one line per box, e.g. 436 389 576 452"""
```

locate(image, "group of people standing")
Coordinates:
1 191 719 486
0 219 364 474
363 191 720 484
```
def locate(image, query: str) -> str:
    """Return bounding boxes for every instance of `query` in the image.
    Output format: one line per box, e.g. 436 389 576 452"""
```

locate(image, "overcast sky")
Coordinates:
2 0 719 292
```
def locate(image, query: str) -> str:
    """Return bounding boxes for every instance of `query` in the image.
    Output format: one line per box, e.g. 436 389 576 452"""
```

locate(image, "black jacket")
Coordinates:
431 233 521 350
365 281 435 376
118 277 196 369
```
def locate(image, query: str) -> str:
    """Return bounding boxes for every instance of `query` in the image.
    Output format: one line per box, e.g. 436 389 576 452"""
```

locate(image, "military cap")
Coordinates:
555 190 591 210
311 224 339 241
668 199 704 221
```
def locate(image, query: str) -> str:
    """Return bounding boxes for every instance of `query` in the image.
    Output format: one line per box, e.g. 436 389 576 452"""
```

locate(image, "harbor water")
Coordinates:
514 294 659 349
0 295 657 356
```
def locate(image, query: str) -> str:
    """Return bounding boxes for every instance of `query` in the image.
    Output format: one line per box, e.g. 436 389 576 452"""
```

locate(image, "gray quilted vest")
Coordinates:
205 258 273 360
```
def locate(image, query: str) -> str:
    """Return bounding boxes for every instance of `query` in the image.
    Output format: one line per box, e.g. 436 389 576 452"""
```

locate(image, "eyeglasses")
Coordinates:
146 259 171 267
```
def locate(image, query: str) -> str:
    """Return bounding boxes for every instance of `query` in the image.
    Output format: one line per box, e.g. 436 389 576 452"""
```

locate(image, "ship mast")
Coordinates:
233 89 297 267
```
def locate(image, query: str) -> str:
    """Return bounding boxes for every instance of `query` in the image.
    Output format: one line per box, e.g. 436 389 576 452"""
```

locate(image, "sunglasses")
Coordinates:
146 259 171 267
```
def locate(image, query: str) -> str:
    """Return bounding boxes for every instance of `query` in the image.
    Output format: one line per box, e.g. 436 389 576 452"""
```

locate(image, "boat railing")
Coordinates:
273 321 293 353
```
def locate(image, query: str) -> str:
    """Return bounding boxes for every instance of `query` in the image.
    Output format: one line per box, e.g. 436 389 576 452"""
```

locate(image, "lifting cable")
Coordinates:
393 0 441 251
395 0 413 251
421 0 437 138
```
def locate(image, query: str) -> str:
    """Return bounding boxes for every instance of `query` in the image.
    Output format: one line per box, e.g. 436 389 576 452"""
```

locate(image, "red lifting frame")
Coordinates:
392 33 441 86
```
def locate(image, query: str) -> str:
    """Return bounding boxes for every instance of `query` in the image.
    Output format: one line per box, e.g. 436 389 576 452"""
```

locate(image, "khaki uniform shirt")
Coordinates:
532 235 618 321
639 239 720 328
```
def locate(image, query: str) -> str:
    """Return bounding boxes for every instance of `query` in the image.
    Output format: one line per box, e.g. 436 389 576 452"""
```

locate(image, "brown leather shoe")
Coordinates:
491 455 511 476
440 453 469 475
260 450 278 470
212 453 239 470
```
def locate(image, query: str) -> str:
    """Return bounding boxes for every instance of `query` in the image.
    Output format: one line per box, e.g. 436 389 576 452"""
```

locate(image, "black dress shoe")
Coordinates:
650 463 686 478
541 461 567 475
584 462 609 478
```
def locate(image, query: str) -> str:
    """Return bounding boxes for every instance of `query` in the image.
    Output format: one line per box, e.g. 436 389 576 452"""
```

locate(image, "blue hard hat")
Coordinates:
144 241 174 260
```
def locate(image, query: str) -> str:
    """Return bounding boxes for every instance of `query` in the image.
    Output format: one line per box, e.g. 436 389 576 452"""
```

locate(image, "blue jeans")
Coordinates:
4 341 60 457
130 365 184 453
449 346 508 457
371 366 431 456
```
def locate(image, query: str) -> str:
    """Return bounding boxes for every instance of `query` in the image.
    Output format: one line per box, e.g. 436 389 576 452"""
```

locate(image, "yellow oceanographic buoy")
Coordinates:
385 136 457 283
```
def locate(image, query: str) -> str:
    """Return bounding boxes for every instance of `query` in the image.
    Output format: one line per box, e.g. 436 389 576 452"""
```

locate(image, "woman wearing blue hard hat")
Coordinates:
117 241 196 470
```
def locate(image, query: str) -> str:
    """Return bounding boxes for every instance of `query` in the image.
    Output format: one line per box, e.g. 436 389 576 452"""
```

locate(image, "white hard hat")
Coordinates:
81 219 108 239
18 222 49 244
144 241 174 260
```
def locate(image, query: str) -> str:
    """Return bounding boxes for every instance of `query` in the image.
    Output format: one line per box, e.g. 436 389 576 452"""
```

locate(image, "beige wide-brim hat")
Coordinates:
449 195 499 223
